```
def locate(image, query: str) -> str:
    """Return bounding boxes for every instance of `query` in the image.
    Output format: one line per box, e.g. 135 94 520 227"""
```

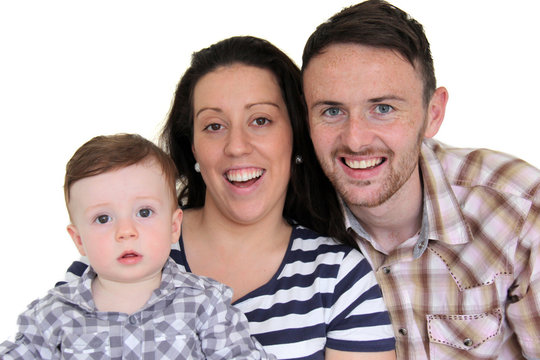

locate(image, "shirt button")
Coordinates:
398 328 408 336
463 338 473 347
382 267 391 274
128 315 137 325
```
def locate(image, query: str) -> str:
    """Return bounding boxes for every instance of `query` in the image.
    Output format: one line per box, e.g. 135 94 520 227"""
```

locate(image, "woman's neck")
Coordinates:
188 201 291 247
181 207 292 301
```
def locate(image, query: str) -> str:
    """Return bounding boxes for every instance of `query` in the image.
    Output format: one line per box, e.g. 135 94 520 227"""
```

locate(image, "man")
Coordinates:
302 0 540 359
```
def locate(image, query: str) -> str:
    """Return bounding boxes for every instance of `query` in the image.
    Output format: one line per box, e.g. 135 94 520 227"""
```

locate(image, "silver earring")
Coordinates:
295 155 303 164
194 162 200 173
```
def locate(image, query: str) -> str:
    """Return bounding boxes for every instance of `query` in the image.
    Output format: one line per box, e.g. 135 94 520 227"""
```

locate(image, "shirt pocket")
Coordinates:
61 331 110 359
427 308 503 359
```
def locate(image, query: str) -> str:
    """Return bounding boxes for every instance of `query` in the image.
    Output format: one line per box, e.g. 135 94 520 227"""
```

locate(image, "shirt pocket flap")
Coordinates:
62 331 109 353
427 308 503 350
154 321 192 342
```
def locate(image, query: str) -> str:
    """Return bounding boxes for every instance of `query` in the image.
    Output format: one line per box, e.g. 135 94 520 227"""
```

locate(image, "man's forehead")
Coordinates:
302 43 424 100
305 43 414 74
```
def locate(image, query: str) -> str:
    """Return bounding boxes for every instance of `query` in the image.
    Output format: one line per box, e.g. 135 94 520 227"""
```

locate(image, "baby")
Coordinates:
0 133 273 359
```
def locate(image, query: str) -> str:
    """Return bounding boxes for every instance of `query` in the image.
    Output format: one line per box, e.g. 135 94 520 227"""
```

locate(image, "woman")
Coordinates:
160 36 395 360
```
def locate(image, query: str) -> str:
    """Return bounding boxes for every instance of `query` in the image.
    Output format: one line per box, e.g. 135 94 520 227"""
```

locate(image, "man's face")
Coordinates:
303 43 441 210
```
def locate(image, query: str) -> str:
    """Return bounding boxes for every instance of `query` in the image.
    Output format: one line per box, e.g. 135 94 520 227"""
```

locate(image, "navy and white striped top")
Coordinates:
66 225 395 359
173 225 394 359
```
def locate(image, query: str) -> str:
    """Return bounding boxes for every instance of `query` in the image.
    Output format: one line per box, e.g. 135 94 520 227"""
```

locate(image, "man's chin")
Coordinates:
338 184 388 209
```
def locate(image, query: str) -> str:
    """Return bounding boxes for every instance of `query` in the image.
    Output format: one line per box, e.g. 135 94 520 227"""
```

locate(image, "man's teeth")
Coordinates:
226 169 264 182
344 158 383 169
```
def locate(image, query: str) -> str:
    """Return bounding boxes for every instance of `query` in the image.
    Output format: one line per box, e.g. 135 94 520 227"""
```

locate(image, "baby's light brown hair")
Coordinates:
64 134 179 215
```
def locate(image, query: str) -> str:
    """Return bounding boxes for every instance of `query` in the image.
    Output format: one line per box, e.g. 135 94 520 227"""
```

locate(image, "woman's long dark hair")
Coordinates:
160 36 355 247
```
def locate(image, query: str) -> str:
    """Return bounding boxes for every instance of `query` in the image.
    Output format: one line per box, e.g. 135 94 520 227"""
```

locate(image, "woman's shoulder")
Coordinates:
288 224 366 263
290 225 359 251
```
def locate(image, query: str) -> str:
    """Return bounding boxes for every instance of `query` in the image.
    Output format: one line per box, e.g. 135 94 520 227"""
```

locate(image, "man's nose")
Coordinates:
341 113 377 152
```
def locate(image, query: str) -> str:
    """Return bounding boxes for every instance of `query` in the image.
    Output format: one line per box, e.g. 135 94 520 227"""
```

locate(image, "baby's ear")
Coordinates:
67 224 86 256
171 208 183 244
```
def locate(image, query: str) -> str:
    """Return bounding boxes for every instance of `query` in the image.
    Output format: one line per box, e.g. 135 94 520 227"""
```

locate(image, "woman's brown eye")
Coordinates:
253 117 269 126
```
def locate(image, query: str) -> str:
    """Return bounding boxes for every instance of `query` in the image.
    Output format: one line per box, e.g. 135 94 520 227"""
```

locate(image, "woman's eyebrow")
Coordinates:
246 101 281 110
195 107 223 118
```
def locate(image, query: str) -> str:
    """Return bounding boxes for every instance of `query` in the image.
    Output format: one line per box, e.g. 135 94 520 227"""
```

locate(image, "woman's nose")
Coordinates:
224 126 252 157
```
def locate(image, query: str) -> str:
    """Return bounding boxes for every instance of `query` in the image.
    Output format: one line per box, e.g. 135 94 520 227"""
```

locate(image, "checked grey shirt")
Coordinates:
0 258 273 359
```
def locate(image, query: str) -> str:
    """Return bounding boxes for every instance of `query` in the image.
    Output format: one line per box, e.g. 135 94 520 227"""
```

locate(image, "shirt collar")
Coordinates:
420 139 472 246
50 257 204 313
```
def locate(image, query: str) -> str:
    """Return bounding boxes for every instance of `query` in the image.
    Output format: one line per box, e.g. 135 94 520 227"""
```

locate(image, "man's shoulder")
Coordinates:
423 139 540 200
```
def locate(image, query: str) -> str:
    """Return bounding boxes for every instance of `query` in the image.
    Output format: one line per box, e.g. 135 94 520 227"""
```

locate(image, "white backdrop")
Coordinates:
1 0 539 341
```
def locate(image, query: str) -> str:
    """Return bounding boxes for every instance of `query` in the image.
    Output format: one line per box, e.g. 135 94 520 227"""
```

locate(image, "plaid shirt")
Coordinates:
345 139 540 359
0 258 273 360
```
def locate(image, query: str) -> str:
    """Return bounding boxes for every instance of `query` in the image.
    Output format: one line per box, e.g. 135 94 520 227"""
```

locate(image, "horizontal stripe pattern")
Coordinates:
174 225 395 359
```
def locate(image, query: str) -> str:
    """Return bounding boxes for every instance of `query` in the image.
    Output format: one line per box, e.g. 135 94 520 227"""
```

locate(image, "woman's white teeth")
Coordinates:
344 158 383 169
226 169 263 182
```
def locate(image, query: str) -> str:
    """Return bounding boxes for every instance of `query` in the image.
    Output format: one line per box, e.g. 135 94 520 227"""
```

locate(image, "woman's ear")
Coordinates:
424 86 449 138
67 224 86 256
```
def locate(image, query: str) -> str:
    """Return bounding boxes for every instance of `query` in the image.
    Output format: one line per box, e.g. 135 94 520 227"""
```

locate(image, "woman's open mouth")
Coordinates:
225 168 264 187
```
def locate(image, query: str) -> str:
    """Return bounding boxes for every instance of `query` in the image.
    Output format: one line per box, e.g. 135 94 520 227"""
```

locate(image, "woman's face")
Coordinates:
192 64 293 225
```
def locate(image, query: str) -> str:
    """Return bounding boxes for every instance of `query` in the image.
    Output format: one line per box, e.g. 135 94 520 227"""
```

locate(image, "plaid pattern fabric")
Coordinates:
0 258 274 359
345 139 540 359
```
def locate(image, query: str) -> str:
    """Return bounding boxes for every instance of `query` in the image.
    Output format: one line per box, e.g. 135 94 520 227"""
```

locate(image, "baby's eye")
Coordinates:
323 107 343 117
374 104 394 114
95 215 111 224
137 208 153 218
252 117 270 126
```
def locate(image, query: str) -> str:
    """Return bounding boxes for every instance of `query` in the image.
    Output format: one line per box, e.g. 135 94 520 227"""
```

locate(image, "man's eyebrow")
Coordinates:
368 95 407 103
310 96 407 110
310 100 343 110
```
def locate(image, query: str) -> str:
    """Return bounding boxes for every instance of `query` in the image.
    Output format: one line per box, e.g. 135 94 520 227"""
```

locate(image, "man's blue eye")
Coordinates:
96 215 111 224
324 107 341 116
138 209 153 218
375 104 393 114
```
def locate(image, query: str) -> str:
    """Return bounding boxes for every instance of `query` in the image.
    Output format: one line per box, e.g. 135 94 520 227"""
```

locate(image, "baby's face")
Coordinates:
66 161 182 285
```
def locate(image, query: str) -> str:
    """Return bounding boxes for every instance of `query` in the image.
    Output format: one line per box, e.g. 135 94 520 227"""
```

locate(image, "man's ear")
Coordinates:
170 208 183 244
67 224 86 256
424 86 449 138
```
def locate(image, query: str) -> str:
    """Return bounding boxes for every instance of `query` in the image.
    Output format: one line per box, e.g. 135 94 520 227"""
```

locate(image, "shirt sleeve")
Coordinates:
196 284 276 360
0 300 58 359
326 248 396 352
506 203 540 359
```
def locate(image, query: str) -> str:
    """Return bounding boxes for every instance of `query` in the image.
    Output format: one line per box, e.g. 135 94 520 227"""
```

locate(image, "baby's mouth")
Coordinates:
118 251 141 260
342 157 385 169
225 168 264 187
